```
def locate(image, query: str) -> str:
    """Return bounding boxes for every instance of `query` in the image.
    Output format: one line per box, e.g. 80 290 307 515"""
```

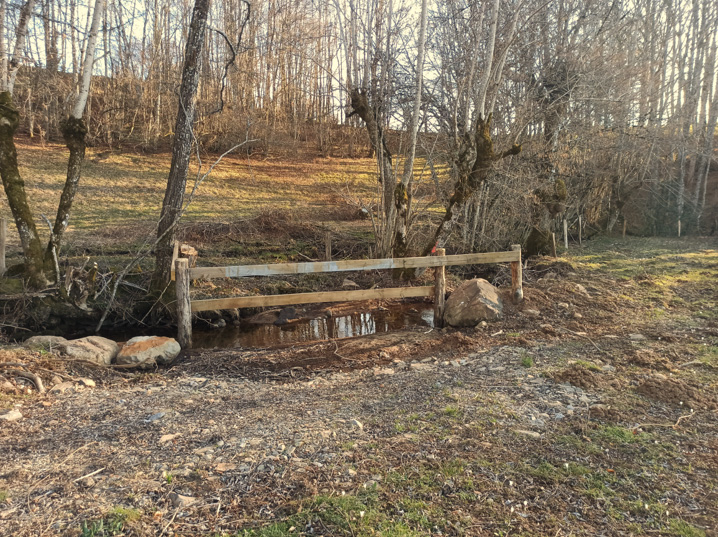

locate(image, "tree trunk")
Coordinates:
150 0 211 292
349 88 395 257
393 0 428 259
0 92 46 286
47 0 105 266
422 114 521 256
7 0 36 94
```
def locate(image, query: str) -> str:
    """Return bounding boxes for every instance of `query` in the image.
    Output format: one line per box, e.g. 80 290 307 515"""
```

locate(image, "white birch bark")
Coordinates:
73 0 106 119
7 0 37 95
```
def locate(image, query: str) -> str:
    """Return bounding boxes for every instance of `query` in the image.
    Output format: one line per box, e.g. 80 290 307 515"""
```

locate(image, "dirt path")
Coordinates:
1 238 717 536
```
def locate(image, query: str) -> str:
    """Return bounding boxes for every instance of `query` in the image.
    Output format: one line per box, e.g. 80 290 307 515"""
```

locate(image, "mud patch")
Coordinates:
627 349 673 370
636 374 717 410
552 364 619 390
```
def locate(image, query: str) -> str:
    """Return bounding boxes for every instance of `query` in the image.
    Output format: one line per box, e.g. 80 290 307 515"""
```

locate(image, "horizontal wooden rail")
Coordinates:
174 245 523 349
190 286 434 312
178 251 520 280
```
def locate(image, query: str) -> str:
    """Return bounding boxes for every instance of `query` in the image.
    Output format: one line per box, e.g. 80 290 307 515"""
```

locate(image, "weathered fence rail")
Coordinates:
174 246 523 348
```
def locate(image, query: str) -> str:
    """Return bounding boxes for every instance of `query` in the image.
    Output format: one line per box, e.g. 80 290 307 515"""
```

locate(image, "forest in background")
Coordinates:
1 0 718 277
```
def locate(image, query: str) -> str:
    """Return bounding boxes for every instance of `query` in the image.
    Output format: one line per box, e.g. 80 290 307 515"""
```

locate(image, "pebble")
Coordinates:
0 409 23 422
514 430 541 439
629 333 646 341
525 309 541 317
350 419 363 430
146 412 166 423
50 381 74 394
159 433 181 444
78 378 96 388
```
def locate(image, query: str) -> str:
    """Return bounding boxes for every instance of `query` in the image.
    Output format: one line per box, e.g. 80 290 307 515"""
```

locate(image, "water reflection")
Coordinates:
192 306 434 349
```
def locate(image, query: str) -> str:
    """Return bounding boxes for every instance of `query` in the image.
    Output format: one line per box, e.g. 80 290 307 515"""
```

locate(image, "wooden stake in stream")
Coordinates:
510 244 523 303
176 258 192 349
433 248 446 328
0 217 6 277
563 218 568 250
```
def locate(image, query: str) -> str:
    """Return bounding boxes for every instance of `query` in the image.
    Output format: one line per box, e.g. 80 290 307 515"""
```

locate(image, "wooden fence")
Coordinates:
174 246 523 348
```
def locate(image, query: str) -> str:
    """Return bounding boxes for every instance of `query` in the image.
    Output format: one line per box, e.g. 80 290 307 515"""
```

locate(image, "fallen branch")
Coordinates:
72 467 105 483
0 368 45 393
632 412 697 431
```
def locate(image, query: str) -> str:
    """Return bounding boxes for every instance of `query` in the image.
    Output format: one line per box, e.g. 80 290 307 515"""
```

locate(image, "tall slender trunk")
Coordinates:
47 0 106 268
7 0 36 94
150 0 211 291
393 0 428 258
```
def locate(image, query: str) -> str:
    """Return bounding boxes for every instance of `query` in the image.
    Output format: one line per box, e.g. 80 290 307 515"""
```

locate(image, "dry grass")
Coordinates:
4 141 392 251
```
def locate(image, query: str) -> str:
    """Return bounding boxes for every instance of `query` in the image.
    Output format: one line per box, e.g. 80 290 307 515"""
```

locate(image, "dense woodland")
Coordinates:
1 0 717 289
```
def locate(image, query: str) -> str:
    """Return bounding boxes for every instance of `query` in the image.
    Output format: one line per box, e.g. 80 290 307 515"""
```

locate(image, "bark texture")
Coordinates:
0 91 46 286
151 0 211 291
423 114 521 256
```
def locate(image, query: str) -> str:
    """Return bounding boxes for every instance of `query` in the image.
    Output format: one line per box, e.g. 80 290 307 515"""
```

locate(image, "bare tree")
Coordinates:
150 0 212 292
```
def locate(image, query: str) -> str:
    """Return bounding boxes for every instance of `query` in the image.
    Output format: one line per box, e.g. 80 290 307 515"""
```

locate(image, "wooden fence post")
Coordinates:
176 258 192 349
551 233 557 257
0 217 6 277
510 244 523 303
563 219 568 250
623 218 628 238
578 215 582 245
433 248 446 328
325 231 332 261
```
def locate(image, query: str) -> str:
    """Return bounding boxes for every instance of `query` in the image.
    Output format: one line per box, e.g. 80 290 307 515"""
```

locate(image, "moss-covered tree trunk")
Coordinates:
0 92 47 287
46 117 87 266
349 88 396 257
422 114 521 256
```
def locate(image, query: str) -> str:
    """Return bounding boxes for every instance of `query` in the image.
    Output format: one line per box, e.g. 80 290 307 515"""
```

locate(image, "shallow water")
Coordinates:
192 306 435 349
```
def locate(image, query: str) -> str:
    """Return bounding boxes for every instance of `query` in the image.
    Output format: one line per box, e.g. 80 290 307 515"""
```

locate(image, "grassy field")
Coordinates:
3 141 450 275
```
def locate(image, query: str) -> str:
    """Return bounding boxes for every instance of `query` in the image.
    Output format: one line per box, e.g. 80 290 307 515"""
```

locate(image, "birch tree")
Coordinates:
0 0 105 287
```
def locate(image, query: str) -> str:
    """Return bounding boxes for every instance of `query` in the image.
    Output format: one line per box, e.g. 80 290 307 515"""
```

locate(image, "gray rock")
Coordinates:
24 335 68 351
524 309 541 317
444 279 503 327
0 409 23 421
59 336 118 366
629 333 646 341
169 492 196 508
50 381 75 394
115 336 181 368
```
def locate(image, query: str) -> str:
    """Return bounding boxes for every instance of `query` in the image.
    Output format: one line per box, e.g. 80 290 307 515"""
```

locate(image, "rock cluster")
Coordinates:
24 334 181 369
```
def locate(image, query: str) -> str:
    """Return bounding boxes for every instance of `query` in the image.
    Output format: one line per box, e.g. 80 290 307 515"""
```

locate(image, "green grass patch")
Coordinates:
80 506 141 536
668 518 706 537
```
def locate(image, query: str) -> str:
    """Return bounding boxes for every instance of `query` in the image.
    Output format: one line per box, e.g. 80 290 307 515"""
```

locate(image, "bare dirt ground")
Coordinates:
1 237 717 537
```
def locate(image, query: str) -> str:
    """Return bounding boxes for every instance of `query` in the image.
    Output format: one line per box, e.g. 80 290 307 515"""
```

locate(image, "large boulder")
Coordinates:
59 336 119 366
115 336 181 369
444 278 503 327
24 335 68 351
